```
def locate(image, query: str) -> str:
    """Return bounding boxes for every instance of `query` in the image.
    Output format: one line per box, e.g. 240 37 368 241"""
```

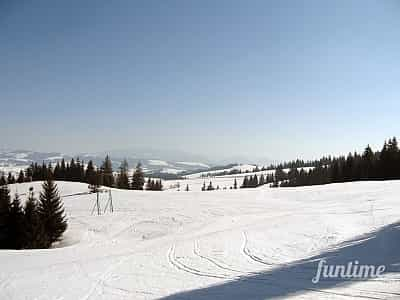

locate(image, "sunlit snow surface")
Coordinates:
1 180 400 299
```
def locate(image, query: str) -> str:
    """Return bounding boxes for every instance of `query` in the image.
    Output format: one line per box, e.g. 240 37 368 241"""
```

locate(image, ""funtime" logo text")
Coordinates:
312 259 385 283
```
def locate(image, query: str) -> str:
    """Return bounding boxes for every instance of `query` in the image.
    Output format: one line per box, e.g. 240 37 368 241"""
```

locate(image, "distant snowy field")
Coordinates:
1 180 400 299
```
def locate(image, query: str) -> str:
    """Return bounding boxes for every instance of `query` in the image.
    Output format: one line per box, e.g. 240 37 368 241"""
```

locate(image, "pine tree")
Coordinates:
79 159 86 182
259 174 265 186
101 155 114 187
146 178 153 190
25 165 33 182
60 159 66 180
0 175 6 186
156 179 163 191
53 162 60 180
7 172 15 184
241 176 249 188
41 162 48 180
17 170 25 183
85 160 97 186
24 187 46 249
361 145 375 179
252 175 259 187
8 193 25 249
131 163 145 190
233 178 238 189
38 179 67 247
0 185 11 248
116 159 130 189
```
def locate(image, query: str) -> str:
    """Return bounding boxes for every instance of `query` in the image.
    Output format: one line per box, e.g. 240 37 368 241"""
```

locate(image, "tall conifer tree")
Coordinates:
38 179 67 247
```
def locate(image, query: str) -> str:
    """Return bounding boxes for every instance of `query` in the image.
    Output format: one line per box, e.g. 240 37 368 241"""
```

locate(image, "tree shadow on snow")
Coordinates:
160 222 400 300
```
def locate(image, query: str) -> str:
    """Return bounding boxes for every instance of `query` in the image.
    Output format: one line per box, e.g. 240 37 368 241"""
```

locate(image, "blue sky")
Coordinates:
1 1 400 161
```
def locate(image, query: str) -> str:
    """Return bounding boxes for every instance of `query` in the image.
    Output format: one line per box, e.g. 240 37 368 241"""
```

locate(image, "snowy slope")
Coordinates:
1 180 400 299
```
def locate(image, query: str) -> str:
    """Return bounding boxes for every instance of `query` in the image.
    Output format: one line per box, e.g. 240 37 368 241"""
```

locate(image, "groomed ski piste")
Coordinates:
1 179 400 299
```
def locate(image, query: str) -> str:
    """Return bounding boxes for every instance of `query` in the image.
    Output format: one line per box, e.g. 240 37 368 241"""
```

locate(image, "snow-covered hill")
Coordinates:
1 180 400 299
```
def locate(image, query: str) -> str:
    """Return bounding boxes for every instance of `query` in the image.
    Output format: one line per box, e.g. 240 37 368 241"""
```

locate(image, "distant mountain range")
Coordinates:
0 149 214 177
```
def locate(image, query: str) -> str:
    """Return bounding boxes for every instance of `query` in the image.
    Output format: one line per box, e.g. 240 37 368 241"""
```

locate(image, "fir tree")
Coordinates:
361 145 375 179
116 159 130 189
60 159 66 180
7 172 15 184
24 187 46 249
17 170 25 183
207 181 214 191
156 179 163 191
0 175 6 186
259 174 265 186
85 160 97 186
146 178 153 190
25 165 33 182
0 185 11 248
252 175 259 187
131 163 145 190
101 155 114 187
8 193 25 249
38 179 67 247
241 176 249 188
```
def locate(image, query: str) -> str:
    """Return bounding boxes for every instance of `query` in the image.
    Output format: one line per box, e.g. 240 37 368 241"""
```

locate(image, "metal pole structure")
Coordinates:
103 189 114 214
96 190 100 215
109 189 113 213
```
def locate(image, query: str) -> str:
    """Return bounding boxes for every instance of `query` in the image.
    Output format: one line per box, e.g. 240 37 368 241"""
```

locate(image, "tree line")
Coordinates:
0 155 150 191
0 179 67 249
279 137 400 187
241 173 275 188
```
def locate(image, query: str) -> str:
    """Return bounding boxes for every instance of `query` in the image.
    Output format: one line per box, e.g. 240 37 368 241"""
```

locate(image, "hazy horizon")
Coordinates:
1 1 400 161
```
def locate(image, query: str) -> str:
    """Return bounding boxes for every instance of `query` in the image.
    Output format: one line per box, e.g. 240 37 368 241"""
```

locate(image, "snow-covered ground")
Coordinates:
1 180 400 299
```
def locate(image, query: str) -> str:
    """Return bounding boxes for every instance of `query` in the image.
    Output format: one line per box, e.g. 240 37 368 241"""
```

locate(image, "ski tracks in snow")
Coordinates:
167 232 399 300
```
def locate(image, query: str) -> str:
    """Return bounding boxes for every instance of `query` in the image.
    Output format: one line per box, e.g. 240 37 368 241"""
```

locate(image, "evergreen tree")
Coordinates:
207 181 214 191
60 159 67 180
146 178 153 190
185 184 189 191
241 176 249 188
8 193 25 249
38 179 67 247
0 185 11 248
25 165 33 182
7 172 15 184
116 159 130 189
41 162 48 180
101 155 114 187
252 175 259 187
259 174 265 186
85 160 97 186
79 159 86 182
17 170 25 183
24 187 46 249
53 162 61 180
361 145 375 180
69 158 77 181
233 178 238 189
131 163 145 190
155 179 163 191
275 167 286 182
0 175 6 186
